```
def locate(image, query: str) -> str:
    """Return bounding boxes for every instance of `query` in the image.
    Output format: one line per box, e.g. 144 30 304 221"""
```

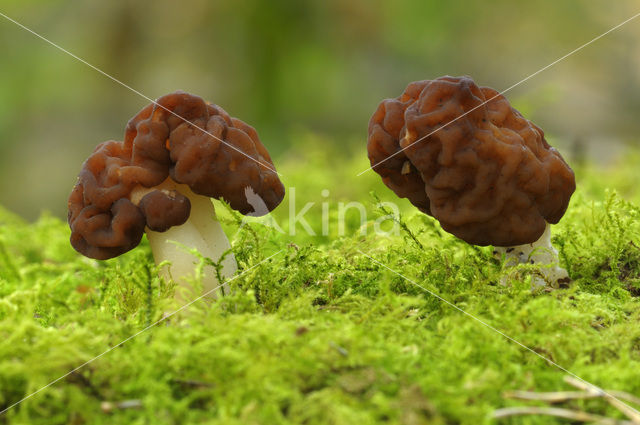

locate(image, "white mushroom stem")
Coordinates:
131 179 237 302
493 223 569 287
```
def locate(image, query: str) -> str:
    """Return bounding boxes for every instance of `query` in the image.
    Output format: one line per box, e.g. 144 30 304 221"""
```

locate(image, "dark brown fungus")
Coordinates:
69 91 284 260
368 76 576 286
367 76 575 247
69 91 285 300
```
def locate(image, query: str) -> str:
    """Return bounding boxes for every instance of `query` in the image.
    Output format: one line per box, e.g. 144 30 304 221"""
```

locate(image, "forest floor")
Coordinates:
1 135 640 425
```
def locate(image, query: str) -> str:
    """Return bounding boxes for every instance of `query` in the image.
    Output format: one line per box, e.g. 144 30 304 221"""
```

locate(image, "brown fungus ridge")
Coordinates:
367 80 431 214
139 190 191 232
68 91 284 260
367 76 575 247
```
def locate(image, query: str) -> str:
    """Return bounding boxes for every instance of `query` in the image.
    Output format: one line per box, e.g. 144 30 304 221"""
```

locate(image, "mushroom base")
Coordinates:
133 180 237 302
493 223 570 287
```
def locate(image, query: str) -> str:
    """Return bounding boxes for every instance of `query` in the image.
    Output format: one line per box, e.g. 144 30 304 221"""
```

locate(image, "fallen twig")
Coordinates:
564 376 640 424
504 389 598 403
493 406 634 425
495 376 640 424
504 389 640 406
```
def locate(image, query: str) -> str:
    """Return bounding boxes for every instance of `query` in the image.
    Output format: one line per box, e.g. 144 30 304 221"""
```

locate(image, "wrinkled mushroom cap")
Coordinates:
69 91 284 260
368 76 576 246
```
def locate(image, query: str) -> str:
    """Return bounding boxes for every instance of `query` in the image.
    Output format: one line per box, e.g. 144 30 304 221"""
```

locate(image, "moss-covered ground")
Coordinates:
1 135 640 424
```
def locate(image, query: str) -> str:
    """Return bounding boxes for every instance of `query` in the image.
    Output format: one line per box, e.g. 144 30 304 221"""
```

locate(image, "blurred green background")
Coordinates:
0 0 639 220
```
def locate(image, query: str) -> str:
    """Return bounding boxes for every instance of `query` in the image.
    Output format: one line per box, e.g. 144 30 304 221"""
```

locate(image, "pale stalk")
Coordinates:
493 223 569 287
131 179 237 301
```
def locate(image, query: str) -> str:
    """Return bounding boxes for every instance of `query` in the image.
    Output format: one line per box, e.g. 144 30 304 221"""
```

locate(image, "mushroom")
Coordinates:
68 91 285 300
368 76 576 286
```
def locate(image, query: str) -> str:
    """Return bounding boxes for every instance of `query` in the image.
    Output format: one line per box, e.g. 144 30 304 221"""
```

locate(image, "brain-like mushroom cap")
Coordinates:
368 76 576 246
69 91 285 260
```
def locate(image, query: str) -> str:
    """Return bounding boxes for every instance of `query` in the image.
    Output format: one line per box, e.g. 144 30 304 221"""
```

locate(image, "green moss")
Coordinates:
1 136 640 424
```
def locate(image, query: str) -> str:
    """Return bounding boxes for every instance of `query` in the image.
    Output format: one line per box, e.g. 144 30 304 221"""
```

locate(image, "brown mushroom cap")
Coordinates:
68 91 285 260
367 76 576 247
